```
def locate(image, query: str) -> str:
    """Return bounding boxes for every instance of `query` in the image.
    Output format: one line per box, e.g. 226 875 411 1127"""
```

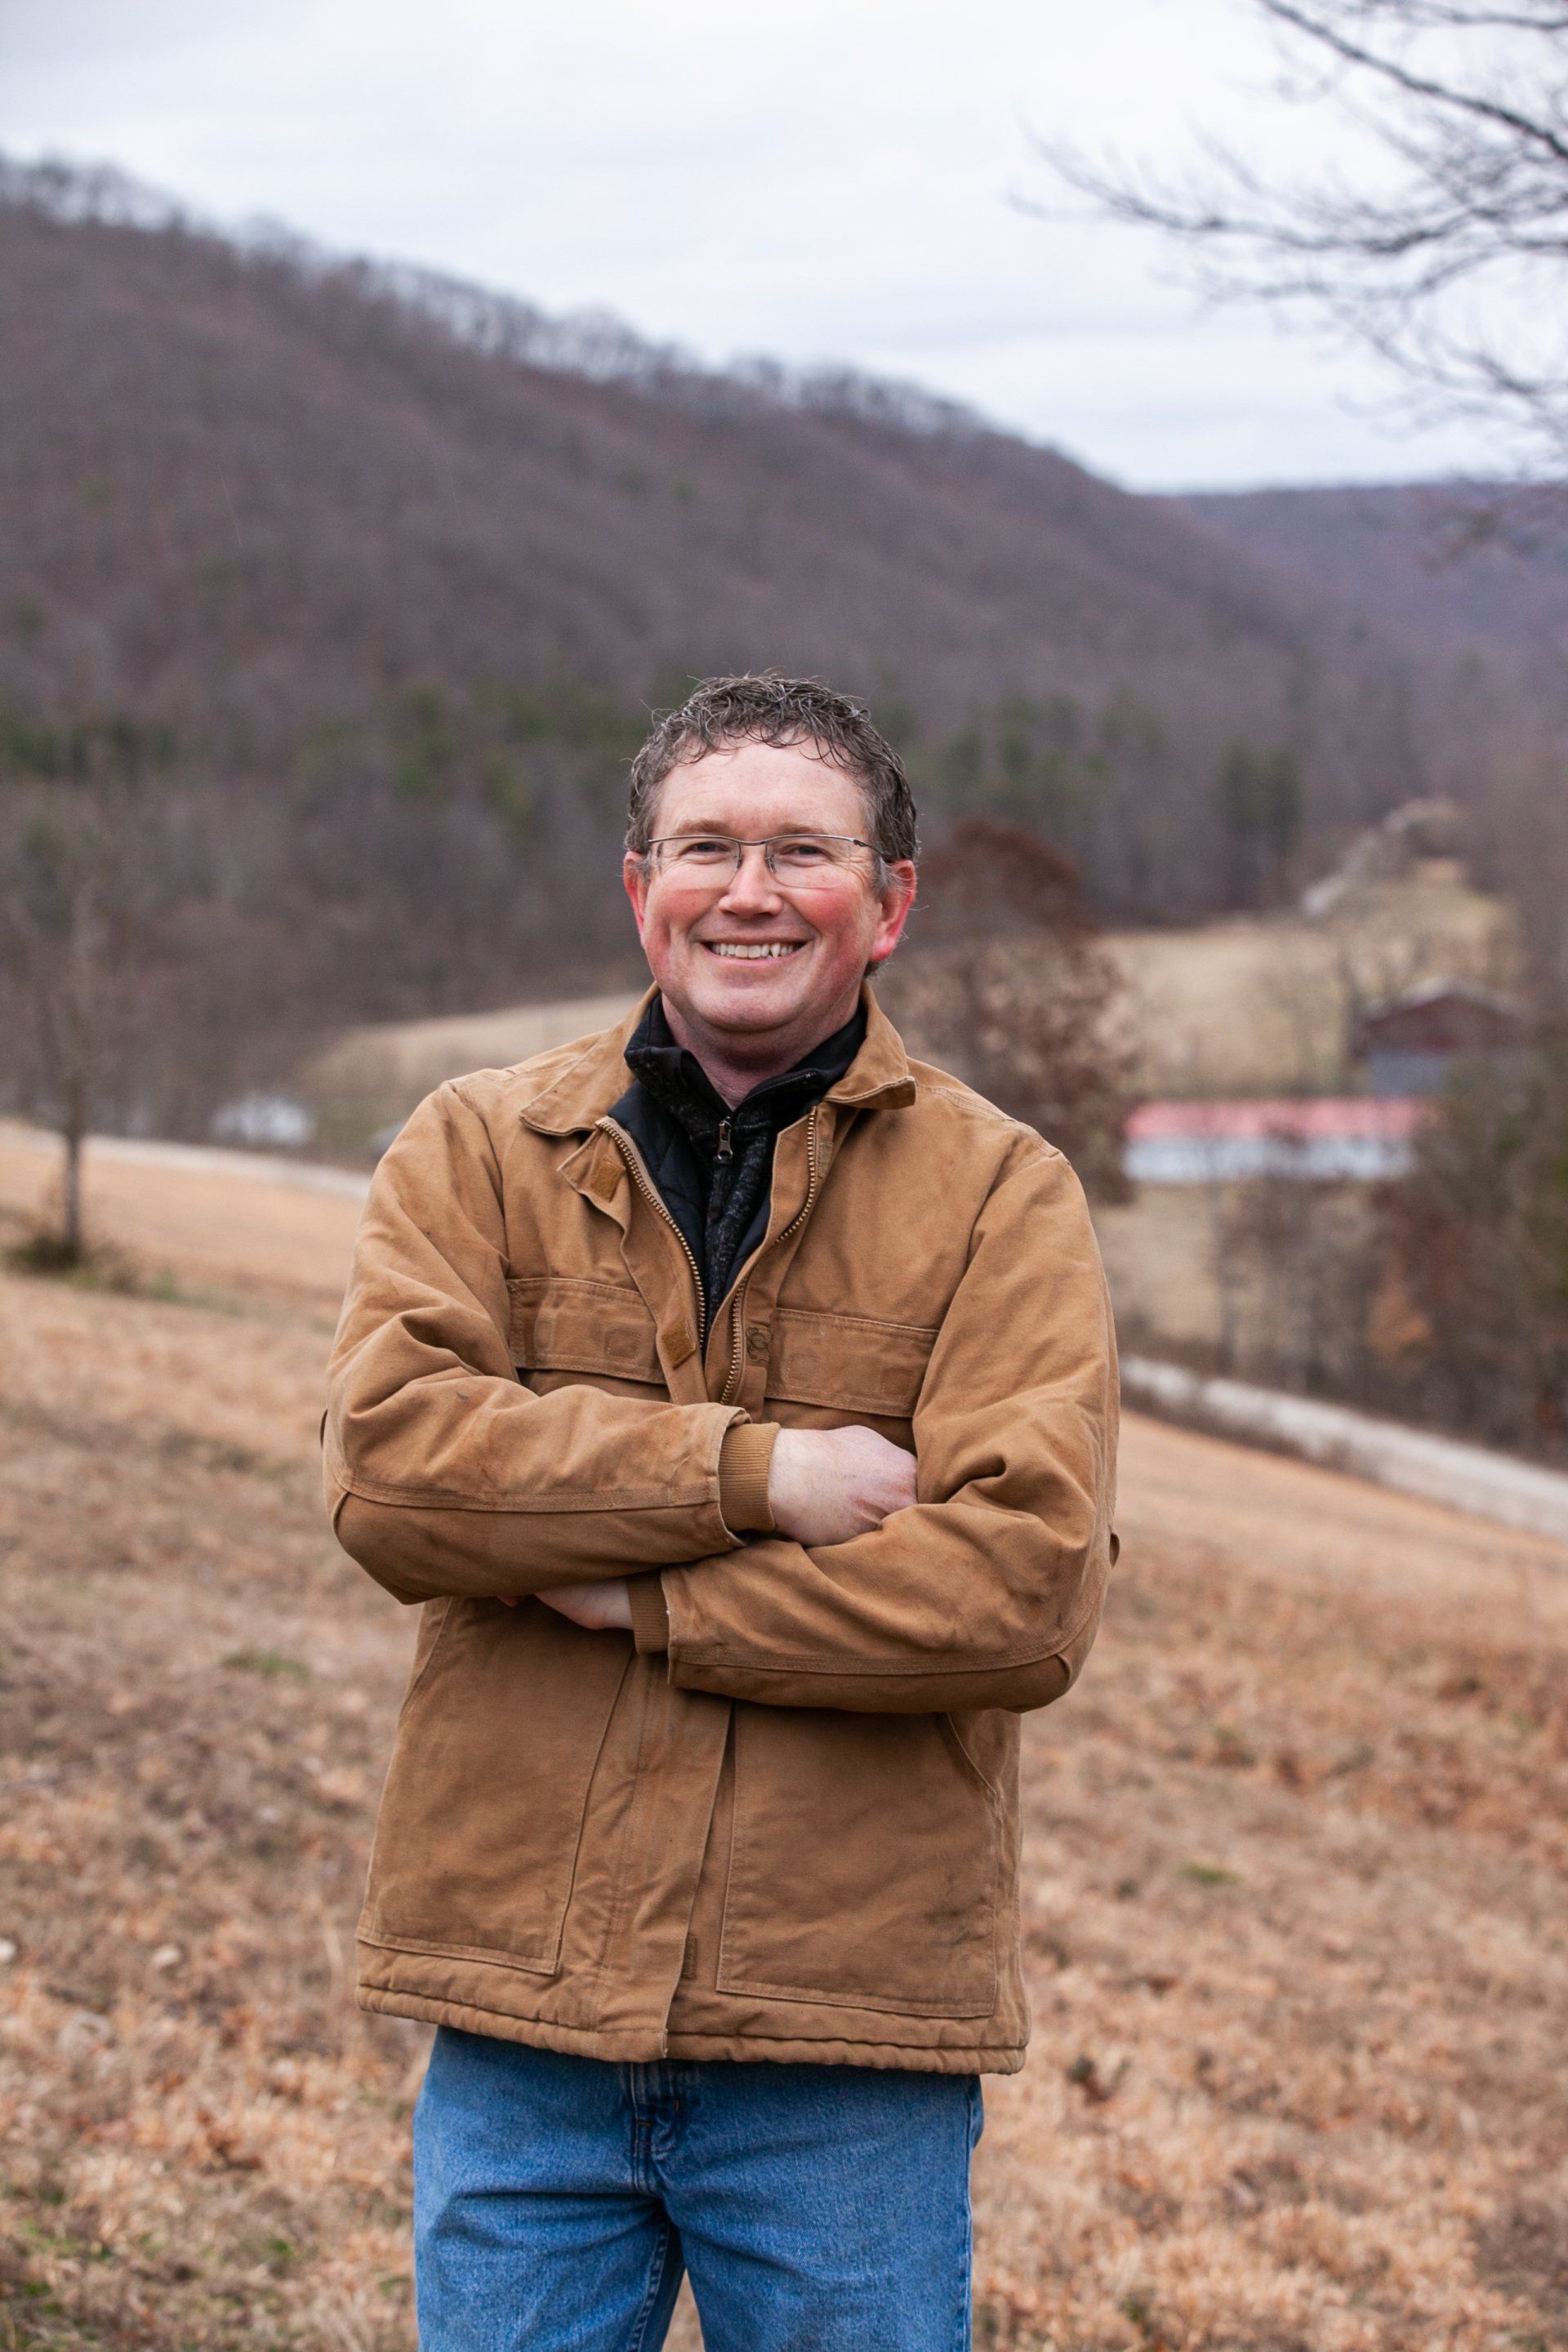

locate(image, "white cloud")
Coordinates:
0 0 1518 487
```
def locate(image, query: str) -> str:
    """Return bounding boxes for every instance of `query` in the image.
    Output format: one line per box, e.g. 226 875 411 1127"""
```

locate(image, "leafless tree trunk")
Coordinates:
56 878 100 1260
0 737 168 1263
1203 1172 1245 1375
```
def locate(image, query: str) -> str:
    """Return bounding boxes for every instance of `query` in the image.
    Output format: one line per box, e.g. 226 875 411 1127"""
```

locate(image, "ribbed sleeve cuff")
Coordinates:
626 1572 670 1654
719 1422 778 1535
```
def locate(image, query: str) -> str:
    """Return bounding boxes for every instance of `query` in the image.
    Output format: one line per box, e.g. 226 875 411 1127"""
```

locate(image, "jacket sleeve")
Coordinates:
323 1080 746 1604
655 1138 1119 1714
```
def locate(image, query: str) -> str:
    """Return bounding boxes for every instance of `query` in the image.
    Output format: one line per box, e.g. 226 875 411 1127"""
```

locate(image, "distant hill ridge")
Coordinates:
1 154 991 437
0 153 1554 981
1177 481 1568 665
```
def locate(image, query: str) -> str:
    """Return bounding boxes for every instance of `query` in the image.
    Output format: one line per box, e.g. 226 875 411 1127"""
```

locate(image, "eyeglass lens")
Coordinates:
653 835 866 882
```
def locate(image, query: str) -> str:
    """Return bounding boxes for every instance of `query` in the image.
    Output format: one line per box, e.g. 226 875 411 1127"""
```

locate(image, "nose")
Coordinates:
717 844 785 915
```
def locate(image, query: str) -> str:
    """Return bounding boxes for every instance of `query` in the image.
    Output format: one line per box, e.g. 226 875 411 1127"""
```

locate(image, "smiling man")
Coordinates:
325 674 1119 2352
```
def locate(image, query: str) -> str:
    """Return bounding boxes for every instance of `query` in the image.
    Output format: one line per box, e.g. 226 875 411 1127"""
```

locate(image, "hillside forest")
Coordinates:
3 158 1568 1129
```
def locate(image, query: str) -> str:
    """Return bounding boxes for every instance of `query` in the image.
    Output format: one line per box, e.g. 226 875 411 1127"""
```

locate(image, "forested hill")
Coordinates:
1178 483 1568 666
0 161 1553 1006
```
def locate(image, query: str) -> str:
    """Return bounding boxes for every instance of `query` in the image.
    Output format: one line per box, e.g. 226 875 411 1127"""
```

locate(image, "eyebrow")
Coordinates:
658 820 830 834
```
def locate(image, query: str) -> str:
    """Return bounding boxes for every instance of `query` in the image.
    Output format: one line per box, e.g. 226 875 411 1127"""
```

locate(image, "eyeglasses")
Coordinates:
646 832 875 886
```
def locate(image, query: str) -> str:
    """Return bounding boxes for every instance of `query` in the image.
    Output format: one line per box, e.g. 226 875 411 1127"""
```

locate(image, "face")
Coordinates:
623 741 916 1058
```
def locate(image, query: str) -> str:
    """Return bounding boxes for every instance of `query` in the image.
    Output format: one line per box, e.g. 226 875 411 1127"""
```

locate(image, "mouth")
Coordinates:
701 941 807 960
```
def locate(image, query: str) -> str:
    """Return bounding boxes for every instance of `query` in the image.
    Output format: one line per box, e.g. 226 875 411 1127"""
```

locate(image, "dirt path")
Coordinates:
2 1152 1565 2349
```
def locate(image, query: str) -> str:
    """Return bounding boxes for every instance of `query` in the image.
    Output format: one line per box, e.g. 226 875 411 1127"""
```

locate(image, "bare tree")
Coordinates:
1208 1166 1382 1388
880 817 1136 1199
0 725 180 1260
1036 2 1568 468
1379 1036 1568 1450
0 727 309 1263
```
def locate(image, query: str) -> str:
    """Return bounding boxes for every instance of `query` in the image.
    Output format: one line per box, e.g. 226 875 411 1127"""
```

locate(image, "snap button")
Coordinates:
745 1324 771 1362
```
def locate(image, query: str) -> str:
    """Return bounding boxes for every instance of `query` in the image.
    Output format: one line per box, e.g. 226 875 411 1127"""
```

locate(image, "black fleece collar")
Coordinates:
612 994 866 1324
623 994 866 1124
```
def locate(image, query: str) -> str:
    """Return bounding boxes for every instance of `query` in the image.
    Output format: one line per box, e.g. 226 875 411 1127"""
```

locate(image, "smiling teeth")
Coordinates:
709 942 800 958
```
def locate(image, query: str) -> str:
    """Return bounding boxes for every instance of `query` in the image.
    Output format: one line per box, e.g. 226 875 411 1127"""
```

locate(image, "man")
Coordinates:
325 674 1119 2352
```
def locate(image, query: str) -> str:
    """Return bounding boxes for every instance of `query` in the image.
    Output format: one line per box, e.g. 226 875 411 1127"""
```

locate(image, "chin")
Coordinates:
696 982 804 1032
679 957 805 1012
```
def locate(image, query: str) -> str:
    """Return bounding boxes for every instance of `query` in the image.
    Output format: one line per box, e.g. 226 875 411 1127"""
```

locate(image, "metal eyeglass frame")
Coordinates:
645 832 875 880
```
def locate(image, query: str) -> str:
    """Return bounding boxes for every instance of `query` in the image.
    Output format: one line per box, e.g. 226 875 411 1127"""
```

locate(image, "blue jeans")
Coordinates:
413 2029 983 2351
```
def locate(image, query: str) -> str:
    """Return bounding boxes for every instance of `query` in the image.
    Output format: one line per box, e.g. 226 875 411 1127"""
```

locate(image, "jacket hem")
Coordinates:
356 1984 1024 2074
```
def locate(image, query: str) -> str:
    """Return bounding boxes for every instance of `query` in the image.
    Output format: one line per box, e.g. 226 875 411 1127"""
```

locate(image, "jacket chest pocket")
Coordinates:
508 1276 663 1388
766 1307 937 1419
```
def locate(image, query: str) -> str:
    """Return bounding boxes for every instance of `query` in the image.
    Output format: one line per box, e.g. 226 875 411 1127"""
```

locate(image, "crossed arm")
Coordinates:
534 1423 919 1628
327 1082 1117 1715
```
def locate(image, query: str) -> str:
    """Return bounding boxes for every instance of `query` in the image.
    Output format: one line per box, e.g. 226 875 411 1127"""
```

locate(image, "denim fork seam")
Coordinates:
624 2219 680 2352
626 2063 653 2196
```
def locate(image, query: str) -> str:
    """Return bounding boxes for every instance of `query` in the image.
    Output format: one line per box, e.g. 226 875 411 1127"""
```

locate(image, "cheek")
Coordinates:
638 900 685 964
818 905 879 976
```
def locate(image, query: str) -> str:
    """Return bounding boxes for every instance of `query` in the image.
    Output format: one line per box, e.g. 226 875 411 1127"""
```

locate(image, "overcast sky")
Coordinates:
0 0 1515 490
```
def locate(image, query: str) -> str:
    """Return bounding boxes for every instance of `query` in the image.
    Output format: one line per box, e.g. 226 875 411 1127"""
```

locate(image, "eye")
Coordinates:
670 836 733 862
773 836 835 866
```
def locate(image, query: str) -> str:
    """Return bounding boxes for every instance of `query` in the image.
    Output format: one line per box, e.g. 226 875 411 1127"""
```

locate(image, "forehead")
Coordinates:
653 739 867 837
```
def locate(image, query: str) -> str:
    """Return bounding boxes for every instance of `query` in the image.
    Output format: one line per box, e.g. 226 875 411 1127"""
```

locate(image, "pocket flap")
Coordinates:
768 1307 937 1417
508 1276 662 1383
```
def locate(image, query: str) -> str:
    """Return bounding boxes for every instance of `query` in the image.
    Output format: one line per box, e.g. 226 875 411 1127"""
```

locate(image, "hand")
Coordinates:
767 1424 918 1548
532 1580 634 1631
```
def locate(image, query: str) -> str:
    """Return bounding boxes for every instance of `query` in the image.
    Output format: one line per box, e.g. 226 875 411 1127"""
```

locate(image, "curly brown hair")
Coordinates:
626 674 920 873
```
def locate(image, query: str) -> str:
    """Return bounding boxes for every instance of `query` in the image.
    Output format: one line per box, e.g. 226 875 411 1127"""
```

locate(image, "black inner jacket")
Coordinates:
610 992 866 1330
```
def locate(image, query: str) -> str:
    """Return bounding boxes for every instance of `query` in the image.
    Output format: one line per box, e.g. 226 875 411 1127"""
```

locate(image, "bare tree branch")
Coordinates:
1030 0 1568 461
1255 0 1568 165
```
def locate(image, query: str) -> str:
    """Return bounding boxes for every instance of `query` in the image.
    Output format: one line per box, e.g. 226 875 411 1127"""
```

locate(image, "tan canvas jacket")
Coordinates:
325 987 1119 2073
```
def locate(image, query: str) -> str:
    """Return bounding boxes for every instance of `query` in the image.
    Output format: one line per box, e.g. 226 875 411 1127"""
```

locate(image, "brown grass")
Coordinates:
1 1147 1566 2350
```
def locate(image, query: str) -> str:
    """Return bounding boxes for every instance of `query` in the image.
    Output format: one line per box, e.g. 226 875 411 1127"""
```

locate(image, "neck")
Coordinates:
659 989 858 1107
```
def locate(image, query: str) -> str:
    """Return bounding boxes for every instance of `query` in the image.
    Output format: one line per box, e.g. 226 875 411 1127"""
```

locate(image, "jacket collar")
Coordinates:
519 980 915 1138
827 985 917 1110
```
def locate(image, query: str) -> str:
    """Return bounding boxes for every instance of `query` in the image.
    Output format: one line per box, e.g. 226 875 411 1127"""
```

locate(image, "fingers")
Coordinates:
534 1581 634 1632
764 1422 918 1548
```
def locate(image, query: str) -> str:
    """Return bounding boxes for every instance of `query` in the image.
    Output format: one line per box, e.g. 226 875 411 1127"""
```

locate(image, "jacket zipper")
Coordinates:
597 1117 708 1343
718 1102 825 1406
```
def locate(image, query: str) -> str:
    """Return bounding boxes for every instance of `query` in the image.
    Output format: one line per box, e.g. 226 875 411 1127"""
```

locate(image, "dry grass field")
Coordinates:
2 1138 1566 2351
305 996 638 1157
1107 873 1514 1102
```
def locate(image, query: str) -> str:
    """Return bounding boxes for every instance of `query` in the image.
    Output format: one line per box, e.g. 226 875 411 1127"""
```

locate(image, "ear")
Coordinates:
867 862 917 966
622 853 651 943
